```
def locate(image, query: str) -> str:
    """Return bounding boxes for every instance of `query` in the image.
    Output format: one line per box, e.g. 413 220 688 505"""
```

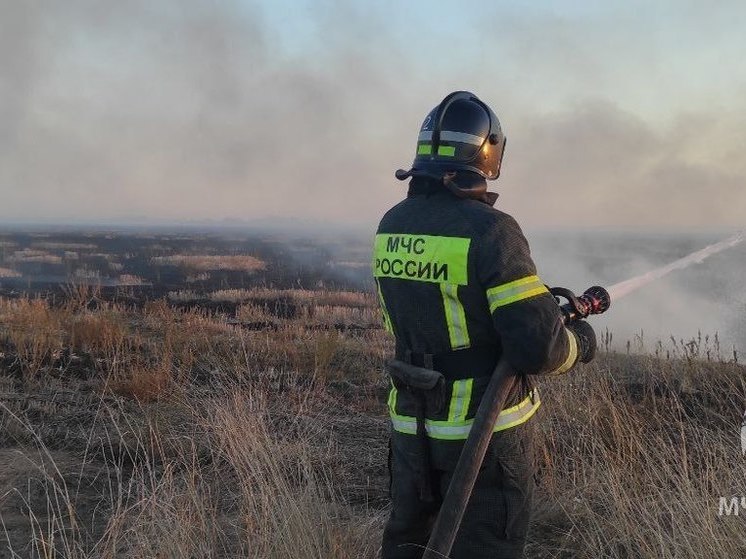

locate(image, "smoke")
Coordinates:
502 103 746 229
0 0 416 223
529 231 746 353
1 0 745 230
0 3 42 157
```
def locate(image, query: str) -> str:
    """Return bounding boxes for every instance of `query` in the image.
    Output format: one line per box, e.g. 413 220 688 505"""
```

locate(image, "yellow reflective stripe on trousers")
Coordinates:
487 275 549 312
548 328 578 375
375 278 394 334
440 283 470 349
447 379 473 422
389 386 541 440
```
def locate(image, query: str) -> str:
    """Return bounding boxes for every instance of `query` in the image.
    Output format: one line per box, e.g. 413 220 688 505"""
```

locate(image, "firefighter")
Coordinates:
374 91 597 559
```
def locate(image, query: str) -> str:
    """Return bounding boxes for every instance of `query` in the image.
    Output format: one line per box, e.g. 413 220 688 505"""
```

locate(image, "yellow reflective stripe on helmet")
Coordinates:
440 283 471 349
418 130 484 146
373 234 471 285
416 144 456 157
389 388 541 440
548 328 578 375
375 278 394 334
447 378 473 422
487 275 549 312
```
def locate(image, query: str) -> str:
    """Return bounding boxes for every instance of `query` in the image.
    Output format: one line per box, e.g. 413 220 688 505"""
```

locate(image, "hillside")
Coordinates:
0 289 744 558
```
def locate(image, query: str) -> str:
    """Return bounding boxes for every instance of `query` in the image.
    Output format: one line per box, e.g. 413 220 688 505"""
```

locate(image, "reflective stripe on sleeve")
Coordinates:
375 279 394 334
548 328 578 375
441 283 471 349
487 275 549 312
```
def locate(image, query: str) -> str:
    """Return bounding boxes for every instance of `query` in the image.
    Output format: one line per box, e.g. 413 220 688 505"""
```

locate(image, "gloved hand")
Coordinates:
568 320 597 363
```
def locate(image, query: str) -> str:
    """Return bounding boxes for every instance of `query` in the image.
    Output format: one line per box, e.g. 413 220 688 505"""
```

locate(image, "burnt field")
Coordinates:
0 227 373 302
0 228 744 558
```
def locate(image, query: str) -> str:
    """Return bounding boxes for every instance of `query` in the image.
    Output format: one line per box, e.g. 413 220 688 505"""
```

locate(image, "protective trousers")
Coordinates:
381 419 535 559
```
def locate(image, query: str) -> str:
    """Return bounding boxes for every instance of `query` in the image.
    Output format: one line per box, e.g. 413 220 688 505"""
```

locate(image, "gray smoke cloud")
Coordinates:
1 0 745 230
503 102 746 228
0 1 415 223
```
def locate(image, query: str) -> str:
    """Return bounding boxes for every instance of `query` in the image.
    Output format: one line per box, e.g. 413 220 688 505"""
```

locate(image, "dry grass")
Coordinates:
302 305 380 328
209 288 374 309
72 267 101 280
0 291 744 558
152 255 267 273
31 242 98 251
530 352 746 558
68 310 128 358
117 274 146 285
7 249 63 264
0 385 385 559
110 362 174 402
0 298 65 380
236 303 275 324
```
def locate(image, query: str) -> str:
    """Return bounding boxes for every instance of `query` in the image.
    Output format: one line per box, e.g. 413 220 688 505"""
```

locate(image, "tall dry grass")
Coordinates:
1 378 384 558
0 291 743 558
152 255 266 273
531 352 746 558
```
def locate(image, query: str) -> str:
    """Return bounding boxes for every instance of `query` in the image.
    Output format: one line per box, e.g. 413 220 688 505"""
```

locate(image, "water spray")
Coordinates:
547 231 745 325
607 231 745 301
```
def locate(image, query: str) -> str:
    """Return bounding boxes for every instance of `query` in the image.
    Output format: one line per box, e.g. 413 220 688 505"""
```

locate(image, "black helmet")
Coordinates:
396 91 507 181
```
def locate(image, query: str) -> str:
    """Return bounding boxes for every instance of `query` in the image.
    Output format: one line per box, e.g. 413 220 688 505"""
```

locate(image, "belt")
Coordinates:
395 345 501 379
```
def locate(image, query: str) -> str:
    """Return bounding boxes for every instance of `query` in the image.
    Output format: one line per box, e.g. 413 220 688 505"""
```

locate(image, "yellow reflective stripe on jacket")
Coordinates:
440 284 470 349
487 275 549 312
388 384 540 440
373 234 471 285
388 384 416 435
447 379 473 422
375 278 394 334
548 328 578 375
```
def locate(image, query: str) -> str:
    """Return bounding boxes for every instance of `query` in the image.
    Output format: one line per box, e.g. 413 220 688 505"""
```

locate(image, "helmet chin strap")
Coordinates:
442 172 498 206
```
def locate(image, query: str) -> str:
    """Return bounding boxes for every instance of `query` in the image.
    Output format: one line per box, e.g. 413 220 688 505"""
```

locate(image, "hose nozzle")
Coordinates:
578 285 611 317
550 285 611 323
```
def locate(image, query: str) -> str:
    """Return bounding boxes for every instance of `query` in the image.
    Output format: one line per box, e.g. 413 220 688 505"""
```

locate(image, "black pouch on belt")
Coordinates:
385 356 445 502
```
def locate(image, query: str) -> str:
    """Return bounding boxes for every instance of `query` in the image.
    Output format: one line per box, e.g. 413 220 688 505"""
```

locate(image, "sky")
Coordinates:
1 0 746 230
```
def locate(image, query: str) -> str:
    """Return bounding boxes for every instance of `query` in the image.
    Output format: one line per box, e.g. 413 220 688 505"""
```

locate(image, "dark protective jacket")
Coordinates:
374 179 580 439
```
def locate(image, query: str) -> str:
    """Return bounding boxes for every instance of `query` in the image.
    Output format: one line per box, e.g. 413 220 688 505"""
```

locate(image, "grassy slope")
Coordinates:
0 291 744 558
